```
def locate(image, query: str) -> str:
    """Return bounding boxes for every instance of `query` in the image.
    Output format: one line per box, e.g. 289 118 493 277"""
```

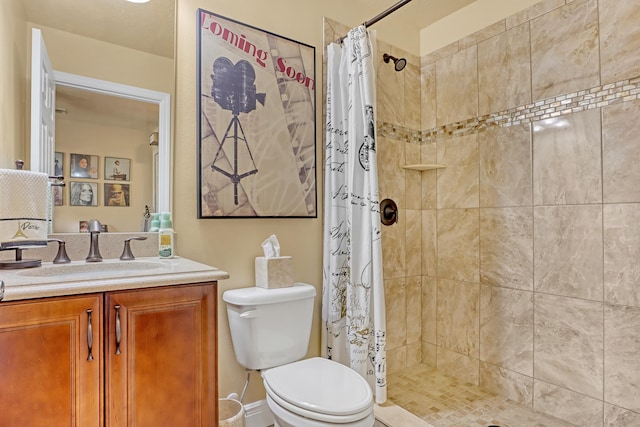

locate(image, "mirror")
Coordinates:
23 0 175 232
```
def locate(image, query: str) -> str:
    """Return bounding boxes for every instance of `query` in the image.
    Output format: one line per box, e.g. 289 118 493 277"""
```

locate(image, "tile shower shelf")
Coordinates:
401 164 446 171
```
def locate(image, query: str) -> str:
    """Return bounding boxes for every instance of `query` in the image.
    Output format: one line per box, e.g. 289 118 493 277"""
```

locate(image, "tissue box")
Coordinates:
255 256 293 289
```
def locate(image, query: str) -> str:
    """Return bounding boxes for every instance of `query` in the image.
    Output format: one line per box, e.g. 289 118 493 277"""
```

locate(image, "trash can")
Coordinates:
219 398 245 427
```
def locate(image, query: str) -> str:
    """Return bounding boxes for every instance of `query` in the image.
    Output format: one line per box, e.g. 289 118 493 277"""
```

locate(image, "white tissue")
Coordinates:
261 234 281 258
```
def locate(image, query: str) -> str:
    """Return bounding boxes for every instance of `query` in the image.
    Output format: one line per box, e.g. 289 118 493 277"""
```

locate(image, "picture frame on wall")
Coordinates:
70 153 98 179
69 181 98 206
196 9 317 218
52 185 63 206
104 183 130 207
104 157 131 181
54 152 64 176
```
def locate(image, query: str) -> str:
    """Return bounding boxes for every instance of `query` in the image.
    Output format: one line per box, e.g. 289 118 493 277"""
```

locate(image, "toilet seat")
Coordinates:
262 357 373 423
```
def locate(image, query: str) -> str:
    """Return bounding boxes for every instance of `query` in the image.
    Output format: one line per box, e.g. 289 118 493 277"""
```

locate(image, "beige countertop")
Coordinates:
0 256 229 302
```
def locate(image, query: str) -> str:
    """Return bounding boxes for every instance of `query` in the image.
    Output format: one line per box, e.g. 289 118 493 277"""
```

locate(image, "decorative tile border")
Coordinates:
378 76 640 144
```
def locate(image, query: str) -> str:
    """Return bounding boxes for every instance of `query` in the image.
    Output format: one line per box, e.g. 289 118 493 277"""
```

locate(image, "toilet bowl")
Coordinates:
223 284 375 427
262 357 374 427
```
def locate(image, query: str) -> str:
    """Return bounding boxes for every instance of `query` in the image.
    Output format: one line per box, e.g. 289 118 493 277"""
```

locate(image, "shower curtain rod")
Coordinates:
336 0 414 43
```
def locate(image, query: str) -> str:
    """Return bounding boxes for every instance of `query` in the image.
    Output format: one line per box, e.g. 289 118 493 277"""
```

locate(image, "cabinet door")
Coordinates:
105 283 217 427
0 294 103 427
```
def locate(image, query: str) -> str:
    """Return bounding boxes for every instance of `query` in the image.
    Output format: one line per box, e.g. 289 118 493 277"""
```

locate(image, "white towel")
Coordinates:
0 169 49 247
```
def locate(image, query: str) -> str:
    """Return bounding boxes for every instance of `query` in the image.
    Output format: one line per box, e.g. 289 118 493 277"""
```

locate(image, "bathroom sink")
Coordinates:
17 260 165 278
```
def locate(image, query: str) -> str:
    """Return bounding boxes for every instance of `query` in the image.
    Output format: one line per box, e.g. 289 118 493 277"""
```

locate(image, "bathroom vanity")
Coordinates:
0 257 228 427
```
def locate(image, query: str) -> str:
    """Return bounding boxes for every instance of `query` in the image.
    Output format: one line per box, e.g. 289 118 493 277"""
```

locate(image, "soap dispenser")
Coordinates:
149 213 160 232
158 212 174 259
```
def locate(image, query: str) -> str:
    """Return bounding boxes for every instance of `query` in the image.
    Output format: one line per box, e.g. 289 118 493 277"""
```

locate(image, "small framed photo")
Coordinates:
69 181 98 206
79 220 89 232
104 183 130 207
54 152 64 176
52 185 63 206
105 157 130 181
70 153 98 179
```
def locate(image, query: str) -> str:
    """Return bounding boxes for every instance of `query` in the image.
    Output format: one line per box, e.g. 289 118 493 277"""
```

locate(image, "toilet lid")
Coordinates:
262 357 373 417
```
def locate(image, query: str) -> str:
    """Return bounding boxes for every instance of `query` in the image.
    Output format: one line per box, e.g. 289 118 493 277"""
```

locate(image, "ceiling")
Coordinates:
22 0 175 59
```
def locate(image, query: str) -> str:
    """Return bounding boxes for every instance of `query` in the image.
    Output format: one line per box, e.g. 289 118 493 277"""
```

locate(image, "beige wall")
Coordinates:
0 1 27 168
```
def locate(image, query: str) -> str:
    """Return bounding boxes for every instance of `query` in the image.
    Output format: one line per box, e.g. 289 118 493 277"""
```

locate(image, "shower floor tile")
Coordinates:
387 364 575 427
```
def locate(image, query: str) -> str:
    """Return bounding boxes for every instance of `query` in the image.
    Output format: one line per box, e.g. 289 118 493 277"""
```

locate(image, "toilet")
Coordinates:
223 283 375 427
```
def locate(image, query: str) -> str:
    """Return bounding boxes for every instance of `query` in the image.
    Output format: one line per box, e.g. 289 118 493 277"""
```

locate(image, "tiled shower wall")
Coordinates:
325 0 640 425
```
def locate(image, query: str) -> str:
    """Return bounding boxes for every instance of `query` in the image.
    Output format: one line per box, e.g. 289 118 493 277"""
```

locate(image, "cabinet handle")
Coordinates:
115 304 122 355
86 309 94 361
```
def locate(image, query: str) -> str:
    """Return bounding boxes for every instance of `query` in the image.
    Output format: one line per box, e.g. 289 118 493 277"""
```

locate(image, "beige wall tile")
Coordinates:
534 205 603 300
479 123 532 207
406 342 422 367
602 99 640 203
437 134 479 209
378 136 406 203
386 345 407 375
435 46 478 125
534 294 603 398
421 276 437 344
437 346 479 385
420 210 437 277
478 23 531 115
460 20 506 50
437 208 479 283
420 63 436 130
533 109 602 205
505 0 566 29
530 0 600 101
377 41 404 126
405 143 421 210
406 275 421 344
421 342 436 368
405 210 421 276
604 304 640 412
479 362 533 406
480 285 533 375
480 207 534 291
437 278 479 358
604 204 640 307
599 0 640 84
385 277 406 351
533 379 604 426
604 403 640 427
404 61 421 130
382 208 406 279
420 143 437 209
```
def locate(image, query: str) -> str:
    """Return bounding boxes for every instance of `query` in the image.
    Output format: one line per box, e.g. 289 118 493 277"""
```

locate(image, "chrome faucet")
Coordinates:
85 219 103 262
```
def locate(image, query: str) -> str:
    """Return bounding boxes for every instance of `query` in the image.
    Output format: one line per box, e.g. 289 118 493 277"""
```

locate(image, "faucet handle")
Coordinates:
48 239 71 264
119 236 148 261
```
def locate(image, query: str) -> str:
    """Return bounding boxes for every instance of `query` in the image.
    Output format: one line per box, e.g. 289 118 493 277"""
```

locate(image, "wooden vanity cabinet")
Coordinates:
0 294 103 427
0 282 217 427
105 283 217 426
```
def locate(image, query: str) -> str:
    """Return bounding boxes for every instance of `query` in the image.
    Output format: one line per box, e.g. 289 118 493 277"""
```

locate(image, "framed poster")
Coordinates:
105 157 130 181
70 153 98 179
69 182 98 206
104 183 130 207
54 152 64 176
197 9 317 218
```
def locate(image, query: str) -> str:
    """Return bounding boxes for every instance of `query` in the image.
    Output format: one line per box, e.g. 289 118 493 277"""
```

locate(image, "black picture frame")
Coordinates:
196 9 317 218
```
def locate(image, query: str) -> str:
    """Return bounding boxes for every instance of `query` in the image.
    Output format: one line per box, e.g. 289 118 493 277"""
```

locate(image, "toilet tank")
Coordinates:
223 283 316 370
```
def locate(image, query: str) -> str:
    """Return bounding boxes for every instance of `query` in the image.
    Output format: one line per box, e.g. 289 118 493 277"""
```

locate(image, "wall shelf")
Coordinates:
401 164 447 171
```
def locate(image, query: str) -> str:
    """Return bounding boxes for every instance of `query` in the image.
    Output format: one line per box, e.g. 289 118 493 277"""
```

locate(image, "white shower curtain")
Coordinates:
322 25 386 404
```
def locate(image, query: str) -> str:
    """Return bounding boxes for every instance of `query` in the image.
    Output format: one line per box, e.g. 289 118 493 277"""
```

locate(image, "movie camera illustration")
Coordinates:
210 57 266 205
